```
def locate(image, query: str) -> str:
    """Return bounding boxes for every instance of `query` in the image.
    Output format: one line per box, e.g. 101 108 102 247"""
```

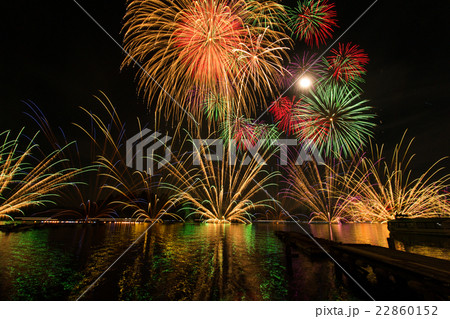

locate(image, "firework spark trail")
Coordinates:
221 115 259 150
268 96 306 135
0 130 82 219
51 93 137 220
282 154 365 223
220 115 281 150
203 92 230 122
232 26 291 116
326 43 369 82
163 131 279 223
319 42 369 92
22 99 120 220
342 135 450 222
24 92 180 221
98 158 183 222
71 0 199 126
253 0 379 125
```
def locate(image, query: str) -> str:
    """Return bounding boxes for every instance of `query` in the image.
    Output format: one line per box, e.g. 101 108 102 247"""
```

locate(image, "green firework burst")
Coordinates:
292 84 376 158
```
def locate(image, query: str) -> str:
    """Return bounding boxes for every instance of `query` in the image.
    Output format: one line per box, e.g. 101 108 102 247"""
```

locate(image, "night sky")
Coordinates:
2 0 449 173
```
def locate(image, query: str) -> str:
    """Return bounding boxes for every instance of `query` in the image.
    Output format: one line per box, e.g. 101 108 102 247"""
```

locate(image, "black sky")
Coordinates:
2 0 449 172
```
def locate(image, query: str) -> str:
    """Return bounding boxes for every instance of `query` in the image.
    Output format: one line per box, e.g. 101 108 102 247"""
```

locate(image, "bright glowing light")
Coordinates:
298 76 312 89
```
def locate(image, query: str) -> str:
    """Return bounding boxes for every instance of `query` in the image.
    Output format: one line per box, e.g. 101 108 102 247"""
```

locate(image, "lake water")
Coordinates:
0 222 448 300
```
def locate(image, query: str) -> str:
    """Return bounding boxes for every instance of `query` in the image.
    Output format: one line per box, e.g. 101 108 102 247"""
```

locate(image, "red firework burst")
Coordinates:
221 115 280 151
173 0 245 85
269 97 306 135
326 43 369 82
287 0 338 47
222 116 258 150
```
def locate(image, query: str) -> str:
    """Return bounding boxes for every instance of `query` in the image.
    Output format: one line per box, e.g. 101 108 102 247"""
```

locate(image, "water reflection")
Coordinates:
308 223 449 261
0 224 289 300
309 223 391 247
84 224 288 300
0 222 449 300
0 228 82 300
387 232 450 261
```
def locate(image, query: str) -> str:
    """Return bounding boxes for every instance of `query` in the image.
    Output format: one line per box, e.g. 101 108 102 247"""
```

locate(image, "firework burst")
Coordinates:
287 0 337 47
320 43 369 91
269 96 306 135
171 147 277 223
232 27 290 113
23 93 178 221
164 132 279 223
99 161 182 222
23 101 117 220
220 115 280 151
292 84 375 158
0 130 81 219
203 91 229 122
342 135 450 222
282 156 359 223
122 0 290 124
173 0 245 96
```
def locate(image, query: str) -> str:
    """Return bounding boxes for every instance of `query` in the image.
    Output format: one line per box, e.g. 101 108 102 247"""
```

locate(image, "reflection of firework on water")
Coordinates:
292 84 375 158
220 115 280 150
320 43 369 91
282 157 358 223
269 96 306 135
164 134 279 223
282 52 322 88
122 0 290 124
0 130 80 220
287 0 337 47
342 135 450 222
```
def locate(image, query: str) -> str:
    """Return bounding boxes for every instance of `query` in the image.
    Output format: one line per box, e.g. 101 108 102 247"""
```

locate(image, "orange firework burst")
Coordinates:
122 0 290 125
173 0 246 99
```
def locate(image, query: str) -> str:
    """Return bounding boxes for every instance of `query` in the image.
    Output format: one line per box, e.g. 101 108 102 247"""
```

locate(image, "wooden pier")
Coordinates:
275 230 450 300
